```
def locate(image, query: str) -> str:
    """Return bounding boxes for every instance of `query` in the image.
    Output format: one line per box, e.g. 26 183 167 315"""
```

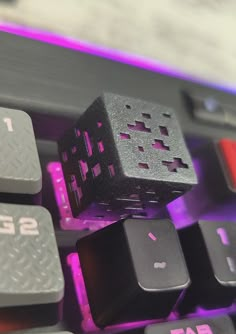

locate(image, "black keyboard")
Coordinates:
0 30 236 334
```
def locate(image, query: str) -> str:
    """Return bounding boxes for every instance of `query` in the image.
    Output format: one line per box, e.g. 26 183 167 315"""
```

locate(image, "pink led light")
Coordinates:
216 228 230 245
148 232 157 241
47 162 112 231
97 140 104 153
79 160 89 182
67 253 174 332
188 304 236 319
76 129 81 137
0 21 235 97
1 22 236 95
92 163 101 178
83 131 93 157
67 251 236 332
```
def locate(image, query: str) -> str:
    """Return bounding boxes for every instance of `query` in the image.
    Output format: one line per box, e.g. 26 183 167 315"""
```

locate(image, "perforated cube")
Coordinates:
58 93 197 220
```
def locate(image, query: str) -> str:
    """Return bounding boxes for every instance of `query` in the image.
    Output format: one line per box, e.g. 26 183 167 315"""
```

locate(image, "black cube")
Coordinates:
58 93 197 219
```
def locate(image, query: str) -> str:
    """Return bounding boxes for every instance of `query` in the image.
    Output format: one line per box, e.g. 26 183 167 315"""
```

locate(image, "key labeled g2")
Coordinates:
0 215 39 235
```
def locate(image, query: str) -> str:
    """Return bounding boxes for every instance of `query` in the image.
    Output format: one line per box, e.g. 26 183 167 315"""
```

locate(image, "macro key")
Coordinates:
145 315 235 334
0 203 64 308
77 218 190 327
0 108 42 202
179 220 236 312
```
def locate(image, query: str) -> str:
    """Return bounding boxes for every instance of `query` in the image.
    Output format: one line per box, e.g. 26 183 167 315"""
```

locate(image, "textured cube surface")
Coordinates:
58 93 197 219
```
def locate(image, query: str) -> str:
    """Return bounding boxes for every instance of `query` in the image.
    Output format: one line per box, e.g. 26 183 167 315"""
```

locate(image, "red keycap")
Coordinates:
218 139 236 190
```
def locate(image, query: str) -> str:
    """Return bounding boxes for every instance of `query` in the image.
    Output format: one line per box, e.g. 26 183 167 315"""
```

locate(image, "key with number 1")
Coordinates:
0 108 42 201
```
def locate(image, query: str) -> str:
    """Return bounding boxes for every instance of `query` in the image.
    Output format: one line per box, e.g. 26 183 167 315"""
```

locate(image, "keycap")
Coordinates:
145 315 235 334
77 218 190 327
218 139 236 191
179 220 236 312
180 139 236 221
58 93 197 220
0 202 64 307
0 107 42 196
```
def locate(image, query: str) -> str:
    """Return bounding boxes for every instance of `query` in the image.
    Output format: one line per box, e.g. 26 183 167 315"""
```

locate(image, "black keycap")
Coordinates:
179 220 236 312
58 93 197 220
180 139 236 221
145 315 235 334
77 218 190 328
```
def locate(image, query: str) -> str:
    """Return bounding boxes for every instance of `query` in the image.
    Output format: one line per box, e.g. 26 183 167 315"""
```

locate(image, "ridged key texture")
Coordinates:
0 107 42 194
0 203 64 307
58 93 197 219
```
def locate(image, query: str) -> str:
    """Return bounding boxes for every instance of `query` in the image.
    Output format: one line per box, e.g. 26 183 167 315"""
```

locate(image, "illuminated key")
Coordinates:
145 315 235 334
77 218 190 328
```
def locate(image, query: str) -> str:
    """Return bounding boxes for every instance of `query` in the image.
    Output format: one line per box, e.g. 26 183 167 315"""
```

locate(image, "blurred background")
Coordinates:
0 0 235 85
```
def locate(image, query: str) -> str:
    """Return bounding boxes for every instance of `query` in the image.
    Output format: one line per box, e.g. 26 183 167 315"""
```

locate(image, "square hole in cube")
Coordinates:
138 146 144 152
79 160 89 181
98 140 105 153
159 126 169 136
83 131 93 157
138 162 149 169
142 113 151 119
128 121 151 133
120 133 131 140
92 163 101 178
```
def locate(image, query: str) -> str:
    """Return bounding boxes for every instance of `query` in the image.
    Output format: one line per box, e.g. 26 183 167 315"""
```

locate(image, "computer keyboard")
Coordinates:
0 30 236 334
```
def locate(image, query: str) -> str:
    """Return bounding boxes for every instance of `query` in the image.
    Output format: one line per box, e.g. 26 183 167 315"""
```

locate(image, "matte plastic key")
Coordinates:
145 315 235 334
0 107 42 196
77 218 190 327
0 203 64 307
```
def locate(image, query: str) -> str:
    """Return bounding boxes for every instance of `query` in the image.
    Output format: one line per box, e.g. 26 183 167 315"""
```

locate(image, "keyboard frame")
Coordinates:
0 31 236 333
0 31 236 142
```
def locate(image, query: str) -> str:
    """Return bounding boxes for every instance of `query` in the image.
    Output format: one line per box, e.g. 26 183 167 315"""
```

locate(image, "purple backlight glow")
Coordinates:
48 162 236 331
67 252 236 332
0 22 236 94
67 253 176 332
188 305 236 319
47 162 112 231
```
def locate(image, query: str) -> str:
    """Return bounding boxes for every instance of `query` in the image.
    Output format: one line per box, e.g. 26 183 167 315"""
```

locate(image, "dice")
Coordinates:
58 94 197 219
